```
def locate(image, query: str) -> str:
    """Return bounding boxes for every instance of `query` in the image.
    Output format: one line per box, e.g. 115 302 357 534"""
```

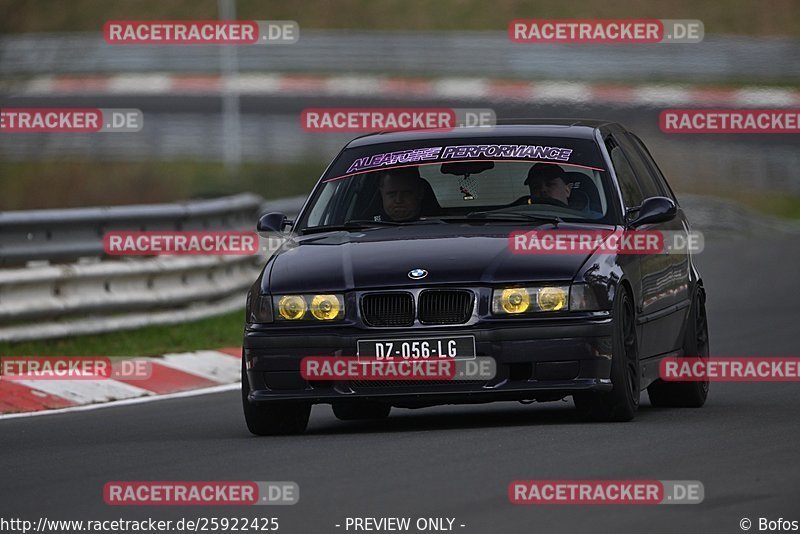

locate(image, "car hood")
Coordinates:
265 223 617 293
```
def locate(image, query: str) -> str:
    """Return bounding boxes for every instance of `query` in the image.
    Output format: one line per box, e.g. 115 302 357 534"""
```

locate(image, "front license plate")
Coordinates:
357 336 476 361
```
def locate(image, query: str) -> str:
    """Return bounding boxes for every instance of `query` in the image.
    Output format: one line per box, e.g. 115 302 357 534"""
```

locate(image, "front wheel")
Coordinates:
647 287 710 408
242 359 310 436
574 287 640 422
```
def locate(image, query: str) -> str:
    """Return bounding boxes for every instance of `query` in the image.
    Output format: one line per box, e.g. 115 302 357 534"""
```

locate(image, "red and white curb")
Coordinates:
0 348 241 419
5 73 800 107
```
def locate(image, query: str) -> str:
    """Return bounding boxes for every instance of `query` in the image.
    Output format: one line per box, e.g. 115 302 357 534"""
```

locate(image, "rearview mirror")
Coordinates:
440 161 495 176
257 212 292 233
627 197 677 228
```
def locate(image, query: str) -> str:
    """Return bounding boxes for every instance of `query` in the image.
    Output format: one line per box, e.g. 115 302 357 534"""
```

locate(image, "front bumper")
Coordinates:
244 317 613 407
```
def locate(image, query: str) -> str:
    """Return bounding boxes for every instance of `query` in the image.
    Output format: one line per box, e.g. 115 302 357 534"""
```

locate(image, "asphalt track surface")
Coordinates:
2 92 799 532
2 233 800 534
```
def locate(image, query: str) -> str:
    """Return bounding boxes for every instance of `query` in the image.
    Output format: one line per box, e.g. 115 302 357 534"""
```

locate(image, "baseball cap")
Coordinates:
524 163 567 185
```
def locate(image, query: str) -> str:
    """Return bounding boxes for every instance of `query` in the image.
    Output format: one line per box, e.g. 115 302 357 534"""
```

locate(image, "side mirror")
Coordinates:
627 197 677 228
257 212 292 233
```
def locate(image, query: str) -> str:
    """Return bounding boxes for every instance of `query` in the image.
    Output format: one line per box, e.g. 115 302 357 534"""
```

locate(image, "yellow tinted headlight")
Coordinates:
500 288 530 314
492 285 570 315
310 294 341 320
277 295 307 320
537 287 568 311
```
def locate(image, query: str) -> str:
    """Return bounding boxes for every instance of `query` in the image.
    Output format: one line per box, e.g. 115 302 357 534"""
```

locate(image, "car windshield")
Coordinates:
298 136 617 231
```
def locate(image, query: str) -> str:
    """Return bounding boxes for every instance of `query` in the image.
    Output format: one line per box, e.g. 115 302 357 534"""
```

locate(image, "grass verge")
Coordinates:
0 160 323 210
673 184 800 220
0 310 243 358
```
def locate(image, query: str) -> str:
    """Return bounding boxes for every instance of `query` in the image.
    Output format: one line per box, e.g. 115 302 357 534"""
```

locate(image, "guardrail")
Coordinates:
2 32 798 83
0 193 264 266
0 194 305 343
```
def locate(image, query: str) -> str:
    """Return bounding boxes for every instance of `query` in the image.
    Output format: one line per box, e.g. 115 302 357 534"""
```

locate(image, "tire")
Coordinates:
242 359 310 436
332 401 391 421
647 287 710 408
574 287 640 422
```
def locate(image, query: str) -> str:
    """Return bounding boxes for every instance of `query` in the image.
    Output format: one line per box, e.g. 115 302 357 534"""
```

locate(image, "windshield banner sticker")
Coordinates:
346 144 574 174
347 147 443 174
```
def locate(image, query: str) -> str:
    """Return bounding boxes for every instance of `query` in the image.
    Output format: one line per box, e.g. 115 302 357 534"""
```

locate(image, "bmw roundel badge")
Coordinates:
408 268 428 280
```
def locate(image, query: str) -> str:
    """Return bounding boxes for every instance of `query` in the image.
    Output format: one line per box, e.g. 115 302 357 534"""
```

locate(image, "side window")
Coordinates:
306 181 340 226
626 133 677 202
615 133 664 200
606 136 643 208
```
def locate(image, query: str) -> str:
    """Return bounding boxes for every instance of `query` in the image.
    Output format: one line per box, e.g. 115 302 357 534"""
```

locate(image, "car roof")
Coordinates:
345 119 622 148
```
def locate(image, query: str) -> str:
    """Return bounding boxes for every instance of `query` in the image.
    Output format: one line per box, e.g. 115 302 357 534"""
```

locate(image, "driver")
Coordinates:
524 163 571 208
377 167 425 222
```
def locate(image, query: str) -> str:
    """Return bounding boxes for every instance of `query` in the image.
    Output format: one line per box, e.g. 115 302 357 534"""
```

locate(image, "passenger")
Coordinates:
524 163 572 208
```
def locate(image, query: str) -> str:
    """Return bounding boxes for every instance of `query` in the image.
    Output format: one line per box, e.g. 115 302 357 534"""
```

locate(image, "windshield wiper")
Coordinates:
463 212 562 226
347 218 449 226
301 218 460 234
344 219 406 226
300 220 403 235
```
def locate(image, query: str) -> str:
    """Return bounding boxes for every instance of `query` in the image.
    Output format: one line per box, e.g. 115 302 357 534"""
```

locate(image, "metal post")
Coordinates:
219 0 242 173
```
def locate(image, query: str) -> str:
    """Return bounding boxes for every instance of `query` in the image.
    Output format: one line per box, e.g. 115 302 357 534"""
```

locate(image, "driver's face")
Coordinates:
529 177 571 205
380 175 423 221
